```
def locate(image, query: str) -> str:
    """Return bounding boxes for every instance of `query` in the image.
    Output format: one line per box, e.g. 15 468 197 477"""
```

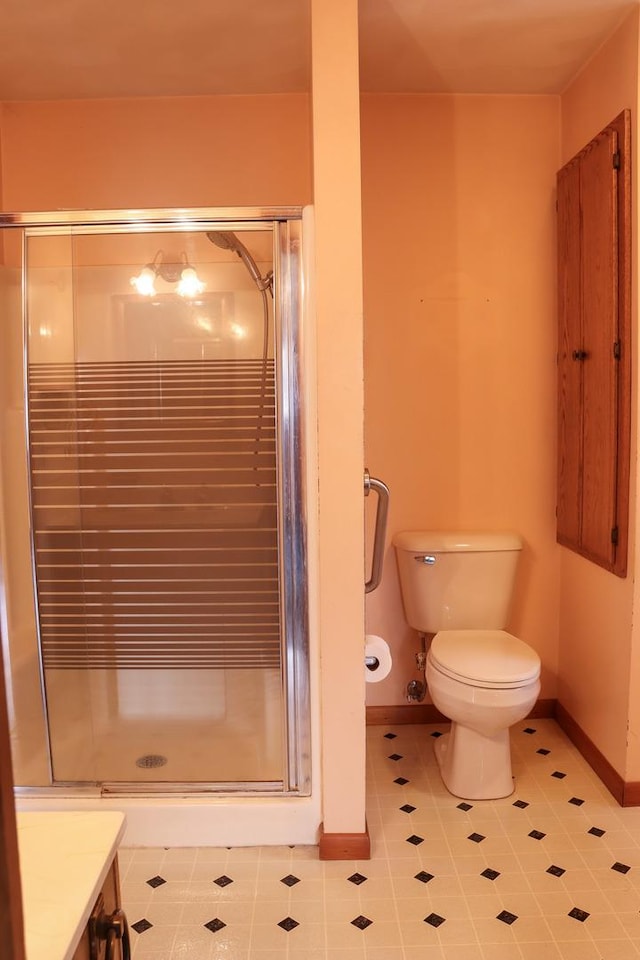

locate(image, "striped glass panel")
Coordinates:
28 359 280 670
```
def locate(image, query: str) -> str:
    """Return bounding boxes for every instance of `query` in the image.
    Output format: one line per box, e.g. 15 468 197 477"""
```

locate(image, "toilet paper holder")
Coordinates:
365 634 393 681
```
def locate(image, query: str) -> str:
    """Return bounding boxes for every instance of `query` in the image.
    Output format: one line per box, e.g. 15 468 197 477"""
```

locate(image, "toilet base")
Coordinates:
433 723 515 800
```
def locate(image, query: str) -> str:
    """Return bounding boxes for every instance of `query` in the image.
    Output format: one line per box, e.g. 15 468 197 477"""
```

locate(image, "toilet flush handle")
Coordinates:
414 555 436 564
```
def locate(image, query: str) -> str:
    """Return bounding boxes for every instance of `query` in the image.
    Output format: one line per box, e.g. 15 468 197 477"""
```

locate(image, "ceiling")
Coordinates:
0 0 637 101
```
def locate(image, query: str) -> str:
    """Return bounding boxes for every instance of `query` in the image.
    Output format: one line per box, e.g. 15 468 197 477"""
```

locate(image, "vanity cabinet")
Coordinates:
16 810 126 960
556 109 631 576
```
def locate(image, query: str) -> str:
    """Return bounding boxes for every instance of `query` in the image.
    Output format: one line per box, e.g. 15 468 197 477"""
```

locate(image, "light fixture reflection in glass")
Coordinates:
230 322 247 339
130 251 204 299
177 267 205 299
130 266 157 297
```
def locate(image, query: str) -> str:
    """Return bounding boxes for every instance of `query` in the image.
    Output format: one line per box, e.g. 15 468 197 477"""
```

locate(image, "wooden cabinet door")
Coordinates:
556 110 631 577
580 127 619 567
556 158 583 548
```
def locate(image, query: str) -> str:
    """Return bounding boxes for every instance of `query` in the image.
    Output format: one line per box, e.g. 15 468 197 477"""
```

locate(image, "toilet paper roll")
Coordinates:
365 634 392 683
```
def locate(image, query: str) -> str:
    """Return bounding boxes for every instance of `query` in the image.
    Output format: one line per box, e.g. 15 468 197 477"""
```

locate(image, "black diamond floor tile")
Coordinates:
384 732 397 739
537 748 551 755
146 875 166 888
280 874 300 887
131 919 153 934
205 918 226 933
513 799 529 809
415 870 434 883
523 727 536 734
457 802 473 811
347 872 367 885
568 797 584 806
551 770 567 779
424 913 446 927
481 868 500 880
278 917 299 932
547 865 566 877
612 862 631 874
588 826 606 837
400 803 416 813
529 830 546 840
388 754 403 761
468 832 485 843
568 907 590 922
394 777 409 785
497 910 518 925
351 915 373 930
406 834 424 845
213 875 233 887
431 731 443 738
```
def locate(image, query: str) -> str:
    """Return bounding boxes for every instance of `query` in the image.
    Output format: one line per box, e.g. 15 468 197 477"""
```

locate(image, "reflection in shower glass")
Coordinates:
25 228 286 785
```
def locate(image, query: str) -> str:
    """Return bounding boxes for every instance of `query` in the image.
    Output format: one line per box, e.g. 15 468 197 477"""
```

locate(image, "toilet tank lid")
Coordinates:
392 531 522 553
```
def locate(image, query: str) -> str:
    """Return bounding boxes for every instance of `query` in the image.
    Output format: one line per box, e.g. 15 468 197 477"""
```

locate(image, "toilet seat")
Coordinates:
430 629 540 689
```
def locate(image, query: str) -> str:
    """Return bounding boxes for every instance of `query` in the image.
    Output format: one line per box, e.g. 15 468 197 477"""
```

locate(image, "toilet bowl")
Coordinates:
426 629 541 799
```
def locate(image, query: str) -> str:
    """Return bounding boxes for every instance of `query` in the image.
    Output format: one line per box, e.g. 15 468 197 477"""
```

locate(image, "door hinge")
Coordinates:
613 340 621 360
613 150 621 170
611 526 619 546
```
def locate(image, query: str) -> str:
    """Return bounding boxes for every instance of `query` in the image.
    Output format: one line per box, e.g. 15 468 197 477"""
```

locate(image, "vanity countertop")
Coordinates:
16 810 126 960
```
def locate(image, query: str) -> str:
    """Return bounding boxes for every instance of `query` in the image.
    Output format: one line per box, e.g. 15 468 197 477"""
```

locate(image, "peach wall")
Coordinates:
559 10 638 779
0 94 312 210
311 0 366 835
0 95 318 789
362 94 560 707
0 77 369 831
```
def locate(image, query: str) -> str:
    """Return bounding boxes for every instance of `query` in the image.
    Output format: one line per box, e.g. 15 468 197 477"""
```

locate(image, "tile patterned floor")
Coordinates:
121 720 640 959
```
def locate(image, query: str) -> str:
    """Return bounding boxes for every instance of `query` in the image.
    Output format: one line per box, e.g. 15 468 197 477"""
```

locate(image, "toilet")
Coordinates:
393 531 541 800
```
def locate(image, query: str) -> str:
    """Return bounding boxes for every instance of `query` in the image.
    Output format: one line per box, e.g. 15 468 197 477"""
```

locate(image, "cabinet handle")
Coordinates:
104 911 131 960
572 349 589 361
91 901 131 960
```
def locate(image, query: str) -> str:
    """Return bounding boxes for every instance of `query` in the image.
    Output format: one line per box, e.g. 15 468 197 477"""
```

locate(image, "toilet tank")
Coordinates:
393 531 522 633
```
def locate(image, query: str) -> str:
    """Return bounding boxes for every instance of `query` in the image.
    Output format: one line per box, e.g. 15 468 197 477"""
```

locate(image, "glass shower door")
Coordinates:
25 223 294 787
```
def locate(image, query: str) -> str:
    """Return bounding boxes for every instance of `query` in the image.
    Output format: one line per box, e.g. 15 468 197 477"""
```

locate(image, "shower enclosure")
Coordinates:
0 208 311 807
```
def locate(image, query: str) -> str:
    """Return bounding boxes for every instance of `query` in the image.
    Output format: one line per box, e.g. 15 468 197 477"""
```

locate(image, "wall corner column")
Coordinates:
311 0 367 838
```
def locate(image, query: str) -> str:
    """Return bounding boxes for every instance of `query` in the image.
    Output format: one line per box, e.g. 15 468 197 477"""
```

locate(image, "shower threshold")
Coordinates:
15 780 287 798
15 784 320 847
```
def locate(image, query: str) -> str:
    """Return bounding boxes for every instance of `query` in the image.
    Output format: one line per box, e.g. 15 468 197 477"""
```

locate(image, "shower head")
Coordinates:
206 230 273 294
206 231 239 252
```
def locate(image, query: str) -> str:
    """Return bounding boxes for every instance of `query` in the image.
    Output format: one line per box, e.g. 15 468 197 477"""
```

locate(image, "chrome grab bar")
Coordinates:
364 468 390 594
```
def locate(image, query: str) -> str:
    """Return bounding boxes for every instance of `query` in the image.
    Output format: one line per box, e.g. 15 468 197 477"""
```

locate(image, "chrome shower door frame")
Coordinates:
4 206 311 797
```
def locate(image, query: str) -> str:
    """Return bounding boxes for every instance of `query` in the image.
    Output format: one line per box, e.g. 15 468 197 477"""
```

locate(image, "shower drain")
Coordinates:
135 754 168 769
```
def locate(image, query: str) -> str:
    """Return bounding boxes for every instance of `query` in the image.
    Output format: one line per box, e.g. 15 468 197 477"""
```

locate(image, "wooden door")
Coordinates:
556 158 583 548
556 110 631 576
579 127 619 566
